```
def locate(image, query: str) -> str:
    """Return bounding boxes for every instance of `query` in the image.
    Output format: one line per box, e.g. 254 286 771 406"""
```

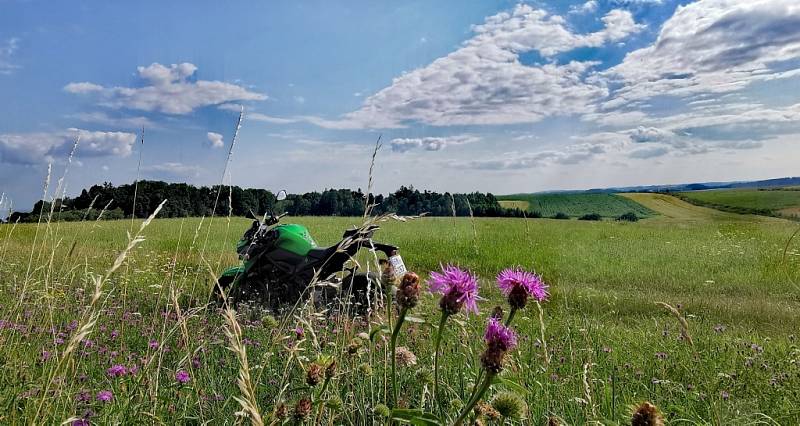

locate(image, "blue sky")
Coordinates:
2 0 800 210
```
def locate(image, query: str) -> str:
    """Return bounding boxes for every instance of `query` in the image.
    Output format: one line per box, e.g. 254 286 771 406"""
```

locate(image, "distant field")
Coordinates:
497 199 530 210
497 192 654 218
678 188 800 218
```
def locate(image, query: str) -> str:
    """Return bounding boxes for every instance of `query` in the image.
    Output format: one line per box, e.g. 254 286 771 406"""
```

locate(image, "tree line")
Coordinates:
8 180 526 222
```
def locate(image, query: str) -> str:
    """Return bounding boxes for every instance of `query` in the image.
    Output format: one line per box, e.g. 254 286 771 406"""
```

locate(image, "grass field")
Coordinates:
497 193 654 218
678 188 800 218
497 200 530 211
1 196 799 424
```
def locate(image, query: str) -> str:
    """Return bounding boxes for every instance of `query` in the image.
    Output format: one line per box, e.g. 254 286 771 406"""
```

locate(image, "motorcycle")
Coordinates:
213 190 406 313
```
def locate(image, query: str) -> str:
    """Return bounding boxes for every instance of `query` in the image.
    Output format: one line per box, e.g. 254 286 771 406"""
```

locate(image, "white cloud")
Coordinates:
206 131 224 148
65 63 267 115
390 135 477 153
64 82 104 94
629 126 674 143
143 162 201 179
629 145 670 159
0 129 136 165
570 1 598 15
0 38 20 75
70 111 154 129
606 0 800 105
457 142 610 170
304 5 642 129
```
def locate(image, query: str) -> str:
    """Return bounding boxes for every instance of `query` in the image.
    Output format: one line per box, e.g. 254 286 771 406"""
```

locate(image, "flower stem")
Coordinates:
536 301 549 366
453 371 495 426
504 306 517 327
389 306 408 407
432 311 449 405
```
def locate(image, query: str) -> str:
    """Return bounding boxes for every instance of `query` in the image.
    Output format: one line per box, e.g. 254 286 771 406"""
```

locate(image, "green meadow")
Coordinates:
1 193 799 424
497 193 654 219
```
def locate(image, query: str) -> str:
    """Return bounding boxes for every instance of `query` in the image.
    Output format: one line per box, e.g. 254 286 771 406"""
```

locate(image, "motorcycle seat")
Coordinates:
307 246 334 260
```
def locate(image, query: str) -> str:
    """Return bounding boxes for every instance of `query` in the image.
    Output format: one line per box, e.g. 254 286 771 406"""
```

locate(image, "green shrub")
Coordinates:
616 212 639 222
552 212 570 220
578 213 602 221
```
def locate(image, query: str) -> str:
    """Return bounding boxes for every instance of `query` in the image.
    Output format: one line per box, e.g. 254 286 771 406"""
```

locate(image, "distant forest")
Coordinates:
8 180 526 222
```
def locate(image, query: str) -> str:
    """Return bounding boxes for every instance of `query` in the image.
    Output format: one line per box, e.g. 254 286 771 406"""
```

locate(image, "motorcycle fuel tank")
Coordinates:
274 224 318 256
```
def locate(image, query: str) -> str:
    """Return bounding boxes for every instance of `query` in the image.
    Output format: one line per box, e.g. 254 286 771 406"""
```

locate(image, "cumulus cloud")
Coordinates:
458 142 610 170
304 5 642 129
606 0 800 104
390 135 477 153
206 132 224 148
0 38 20 75
0 129 136 165
629 126 675 143
65 63 266 114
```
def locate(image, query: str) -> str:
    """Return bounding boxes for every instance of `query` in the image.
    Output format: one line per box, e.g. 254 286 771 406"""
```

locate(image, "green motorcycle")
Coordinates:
214 191 406 313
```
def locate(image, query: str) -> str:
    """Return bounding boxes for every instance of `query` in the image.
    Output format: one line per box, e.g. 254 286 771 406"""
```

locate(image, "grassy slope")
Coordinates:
678 188 800 217
1 209 799 423
497 193 654 218
497 200 530 211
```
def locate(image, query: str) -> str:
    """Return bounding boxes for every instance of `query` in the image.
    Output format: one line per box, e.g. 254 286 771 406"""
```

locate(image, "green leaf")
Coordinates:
390 408 443 425
405 316 426 324
369 325 391 342
492 376 530 396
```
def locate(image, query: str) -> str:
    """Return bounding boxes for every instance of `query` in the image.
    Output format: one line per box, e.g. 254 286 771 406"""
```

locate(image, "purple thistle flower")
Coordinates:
96 390 113 402
75 390 91 403
71 420 89 426
427 264 481 316
175 370 190 384
106 364 127 377
496 267 548 308
294 326 304 339
481 318 518 373
484 318 518 351
148 339 159 350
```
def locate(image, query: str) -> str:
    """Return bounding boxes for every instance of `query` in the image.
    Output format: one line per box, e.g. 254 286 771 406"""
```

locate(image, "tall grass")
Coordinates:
1 116 799 424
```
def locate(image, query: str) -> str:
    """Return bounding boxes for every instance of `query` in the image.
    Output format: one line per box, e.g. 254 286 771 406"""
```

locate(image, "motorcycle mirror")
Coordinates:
276 190 287 201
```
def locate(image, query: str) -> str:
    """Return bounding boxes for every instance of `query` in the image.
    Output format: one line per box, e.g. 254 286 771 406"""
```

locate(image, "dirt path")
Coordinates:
620 193 782 223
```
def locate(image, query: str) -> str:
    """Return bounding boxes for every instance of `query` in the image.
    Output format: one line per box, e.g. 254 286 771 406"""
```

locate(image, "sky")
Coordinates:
1 0 800 210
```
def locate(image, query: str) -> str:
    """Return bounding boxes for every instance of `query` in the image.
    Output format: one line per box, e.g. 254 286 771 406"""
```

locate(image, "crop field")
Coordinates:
678 188 800 218
497 193 654 218
1 193 799 424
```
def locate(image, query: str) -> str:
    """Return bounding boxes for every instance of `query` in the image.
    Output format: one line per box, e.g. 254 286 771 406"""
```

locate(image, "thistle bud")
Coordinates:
306 363 323 387
507 283 529 310
294 397 312 420
631 401 664 426
347 339 361 355
325 359 337 379
396 272 420 309
394 346 418 367
490 305 504 321
439 291 465 316
491 391 526 420
274 402 288 420
373 404 391 418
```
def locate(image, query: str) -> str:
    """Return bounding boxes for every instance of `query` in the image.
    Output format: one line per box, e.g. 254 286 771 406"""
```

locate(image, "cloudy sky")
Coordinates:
2 0 800 210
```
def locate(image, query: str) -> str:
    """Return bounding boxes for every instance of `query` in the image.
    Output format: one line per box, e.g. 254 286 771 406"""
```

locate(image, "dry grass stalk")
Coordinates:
655 302 693 346
33 200 166 422
363 135 382 218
